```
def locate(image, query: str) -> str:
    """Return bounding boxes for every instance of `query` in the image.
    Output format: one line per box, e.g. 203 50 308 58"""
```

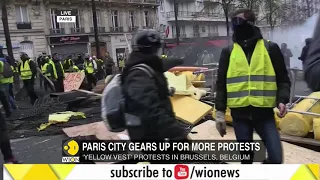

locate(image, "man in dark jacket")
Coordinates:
304 15 320 91
121 29 187 141
52 53 65 92
104 52 114 75
19 52 38 104
74 54 84 66
215 9 291 164
299 38 312 63
280 43 293 68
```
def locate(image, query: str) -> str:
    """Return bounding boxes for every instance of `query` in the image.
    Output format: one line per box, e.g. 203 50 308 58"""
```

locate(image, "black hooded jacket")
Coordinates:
121 52 187 140
215 27 291 118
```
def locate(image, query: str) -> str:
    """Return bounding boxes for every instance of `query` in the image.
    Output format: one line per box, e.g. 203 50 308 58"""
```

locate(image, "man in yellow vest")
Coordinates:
41 57 54 92
93 56 105 80
215 9 291 164
63 55 73 71
118 56 125 72
52 53 65 92
0 58 17 110
18 52 38 105
84 54 97 90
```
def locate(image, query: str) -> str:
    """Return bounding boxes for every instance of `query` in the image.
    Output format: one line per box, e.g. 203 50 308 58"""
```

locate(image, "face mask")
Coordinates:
231 17 254 31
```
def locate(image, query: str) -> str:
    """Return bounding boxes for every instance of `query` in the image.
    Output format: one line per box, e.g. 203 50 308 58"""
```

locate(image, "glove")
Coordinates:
215 111 227 137
169 87 175 96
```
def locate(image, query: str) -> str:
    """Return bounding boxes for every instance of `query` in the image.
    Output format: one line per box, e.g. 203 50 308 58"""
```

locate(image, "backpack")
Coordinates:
0 58 14 78
101 64 156 132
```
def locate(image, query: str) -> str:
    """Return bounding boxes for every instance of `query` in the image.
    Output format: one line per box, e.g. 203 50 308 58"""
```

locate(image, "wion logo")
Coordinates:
62 139 80 163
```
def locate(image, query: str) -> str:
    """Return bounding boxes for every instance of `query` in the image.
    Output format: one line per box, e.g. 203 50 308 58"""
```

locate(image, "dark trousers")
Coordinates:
0 111 14 161
9 83 14 98
86 74 97 90
232 117 283 164
96 70 105 80
44 77 54 92
54 77 64 92
105 68 113 76
39 75 44 89
23 79 38 105
0 86 11 115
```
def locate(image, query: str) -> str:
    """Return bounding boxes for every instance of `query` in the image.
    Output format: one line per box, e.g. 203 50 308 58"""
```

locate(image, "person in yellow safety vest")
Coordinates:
118 57 125 73
51 53 65 92
83 54 97 90
18 52 38 105
215 9 291 164
0 62 17 110
93 56 105 80
63 55 73 71
41 57 55 92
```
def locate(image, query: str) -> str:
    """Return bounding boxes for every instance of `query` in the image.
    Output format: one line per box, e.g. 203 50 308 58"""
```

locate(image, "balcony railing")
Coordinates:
110 26 124 32
166 11 223 19
90 27 106 33
129 26 139 32
50 28 65 34
172 33 187 38
143 0 159 4
16 22 32 29
71 27 85 34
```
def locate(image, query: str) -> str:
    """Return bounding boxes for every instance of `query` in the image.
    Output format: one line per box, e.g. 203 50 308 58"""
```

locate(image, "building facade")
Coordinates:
0 0 159 64
158 0 230 41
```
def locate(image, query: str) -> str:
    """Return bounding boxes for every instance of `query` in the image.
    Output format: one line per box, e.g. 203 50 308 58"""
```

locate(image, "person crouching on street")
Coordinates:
215 9 291 164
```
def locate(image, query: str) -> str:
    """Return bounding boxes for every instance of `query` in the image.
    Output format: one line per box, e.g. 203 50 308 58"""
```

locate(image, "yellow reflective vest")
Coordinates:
20 59 33 80
8 66 15 83
41 63 51 77
161 55 168 59
49 60 64 79
85 61 94 74
119 59 125 68
226 39 277 108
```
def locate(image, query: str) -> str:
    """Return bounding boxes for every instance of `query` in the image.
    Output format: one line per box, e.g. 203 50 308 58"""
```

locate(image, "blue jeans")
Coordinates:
232 117 283 164
3 83 17 110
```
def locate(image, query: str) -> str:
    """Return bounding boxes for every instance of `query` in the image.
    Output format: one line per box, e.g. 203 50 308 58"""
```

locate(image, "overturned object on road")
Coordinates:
279 92 320 137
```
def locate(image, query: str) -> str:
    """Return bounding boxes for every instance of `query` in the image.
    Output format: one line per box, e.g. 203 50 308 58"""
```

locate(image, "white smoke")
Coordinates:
270 14 318 69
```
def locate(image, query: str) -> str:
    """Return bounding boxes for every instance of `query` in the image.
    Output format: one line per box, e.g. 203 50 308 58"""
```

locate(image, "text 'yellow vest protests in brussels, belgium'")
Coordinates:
226 39 277 108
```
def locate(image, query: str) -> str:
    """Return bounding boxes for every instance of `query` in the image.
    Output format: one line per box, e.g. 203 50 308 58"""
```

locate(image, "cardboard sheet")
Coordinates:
64 72 85 92
170 95 213 125
63 121 127 140
189 121 320 164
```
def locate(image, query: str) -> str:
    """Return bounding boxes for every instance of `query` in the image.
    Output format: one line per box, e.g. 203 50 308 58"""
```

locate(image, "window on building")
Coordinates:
202 26 206 33
129 11 135 27
160 0 164 12
180 25 185 34
72 9 81 29
144 11 149 27
172 25 176 36
15 6 29 23
50 9 60 29
112 10 119 27
91 9 101 27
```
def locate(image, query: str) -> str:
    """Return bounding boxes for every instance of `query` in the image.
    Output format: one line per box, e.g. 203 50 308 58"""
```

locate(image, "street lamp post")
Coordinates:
1 1 14 61
92 0 100 58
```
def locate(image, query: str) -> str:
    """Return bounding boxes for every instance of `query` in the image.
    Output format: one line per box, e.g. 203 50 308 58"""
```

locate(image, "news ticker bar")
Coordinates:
3 164 318 180
62 140 266 163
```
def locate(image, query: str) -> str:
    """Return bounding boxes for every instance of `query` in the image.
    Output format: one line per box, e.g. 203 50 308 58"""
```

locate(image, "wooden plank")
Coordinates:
189 121 320 164
170 95 213 125
280 133 320 151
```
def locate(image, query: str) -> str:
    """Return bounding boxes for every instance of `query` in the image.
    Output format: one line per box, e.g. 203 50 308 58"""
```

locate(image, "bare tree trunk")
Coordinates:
306 0 311 17
225 15 230 37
